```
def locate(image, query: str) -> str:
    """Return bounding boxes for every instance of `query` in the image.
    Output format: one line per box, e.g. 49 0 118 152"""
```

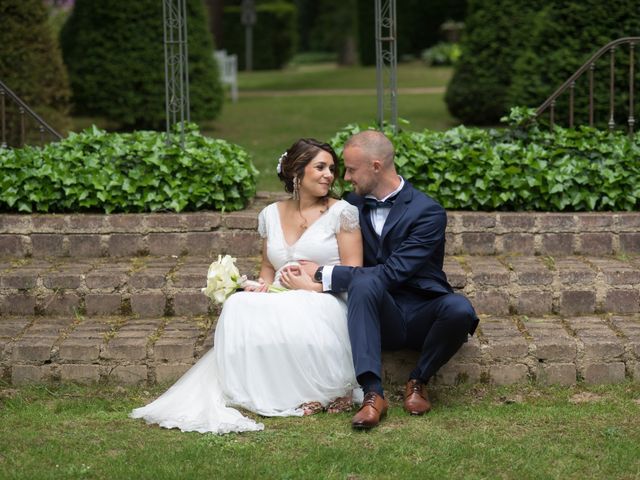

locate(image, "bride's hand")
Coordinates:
243 278 269 293
298 260 319 278
280 265 316 291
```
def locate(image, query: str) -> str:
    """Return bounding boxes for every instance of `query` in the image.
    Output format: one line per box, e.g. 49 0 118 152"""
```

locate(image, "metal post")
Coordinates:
163 0 191 147
177 0 186 145
163 0 171 139
0 87 5 148
242 0 257 72
608 47 616 131
182 0 190 124
245 25 253 72
628 42 635 135
374 0 398 133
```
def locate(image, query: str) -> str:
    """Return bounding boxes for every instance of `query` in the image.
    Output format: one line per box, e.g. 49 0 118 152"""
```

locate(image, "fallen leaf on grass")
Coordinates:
633 398 640 405
569 392 604 404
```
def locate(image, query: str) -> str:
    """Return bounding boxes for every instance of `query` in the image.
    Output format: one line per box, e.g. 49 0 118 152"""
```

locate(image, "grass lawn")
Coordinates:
1 382 639 479
204 63 456 191
70 63 455 192
236 63 453 91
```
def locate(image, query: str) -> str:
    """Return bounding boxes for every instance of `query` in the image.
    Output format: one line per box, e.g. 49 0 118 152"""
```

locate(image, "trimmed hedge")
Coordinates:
355 0 376 66
0 0 71 142
330 109 640 211
506 2 640 130
307 0 358 66
445 0 542 125
447 0 640 126
222 2 297 70
61 0 223 130
0 124 258 213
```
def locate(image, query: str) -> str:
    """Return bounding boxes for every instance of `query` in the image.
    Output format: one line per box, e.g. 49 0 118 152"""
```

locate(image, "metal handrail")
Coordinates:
535 37 640 134
0 79 63 148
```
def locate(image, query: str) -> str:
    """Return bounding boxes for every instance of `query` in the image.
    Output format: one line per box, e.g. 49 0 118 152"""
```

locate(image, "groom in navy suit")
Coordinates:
307 130 478 429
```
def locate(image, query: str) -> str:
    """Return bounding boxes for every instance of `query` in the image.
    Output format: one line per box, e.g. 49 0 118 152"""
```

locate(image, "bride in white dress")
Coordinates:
130 139 362 434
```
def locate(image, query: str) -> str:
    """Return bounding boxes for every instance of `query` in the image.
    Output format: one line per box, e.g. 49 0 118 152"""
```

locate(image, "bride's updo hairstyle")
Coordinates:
277 138 340 196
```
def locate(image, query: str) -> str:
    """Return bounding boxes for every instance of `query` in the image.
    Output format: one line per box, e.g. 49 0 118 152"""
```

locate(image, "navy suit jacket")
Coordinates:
331 181 453 295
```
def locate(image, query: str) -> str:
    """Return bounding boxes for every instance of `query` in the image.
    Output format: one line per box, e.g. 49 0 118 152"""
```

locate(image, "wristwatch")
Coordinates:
313 266 324 283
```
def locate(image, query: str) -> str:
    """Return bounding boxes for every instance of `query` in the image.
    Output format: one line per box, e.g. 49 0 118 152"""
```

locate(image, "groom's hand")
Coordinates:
298 260 319 278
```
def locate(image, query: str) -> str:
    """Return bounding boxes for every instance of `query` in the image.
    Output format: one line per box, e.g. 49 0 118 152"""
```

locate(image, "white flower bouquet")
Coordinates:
202 254 286 304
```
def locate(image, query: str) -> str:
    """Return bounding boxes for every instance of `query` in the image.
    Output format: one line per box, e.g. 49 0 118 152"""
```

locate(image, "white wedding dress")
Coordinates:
130 200 360 433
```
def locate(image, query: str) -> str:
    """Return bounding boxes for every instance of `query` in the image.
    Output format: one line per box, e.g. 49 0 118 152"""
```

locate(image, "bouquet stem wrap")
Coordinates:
202 255 287 304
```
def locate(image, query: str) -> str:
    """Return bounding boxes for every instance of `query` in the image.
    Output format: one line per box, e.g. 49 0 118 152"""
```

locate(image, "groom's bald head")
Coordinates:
344 130 395 170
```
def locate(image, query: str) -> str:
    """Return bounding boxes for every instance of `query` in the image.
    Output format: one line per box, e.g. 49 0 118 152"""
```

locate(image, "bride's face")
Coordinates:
300 151 335 198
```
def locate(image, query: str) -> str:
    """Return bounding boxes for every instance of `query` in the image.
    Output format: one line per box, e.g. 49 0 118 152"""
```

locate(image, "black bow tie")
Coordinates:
363 193 399 210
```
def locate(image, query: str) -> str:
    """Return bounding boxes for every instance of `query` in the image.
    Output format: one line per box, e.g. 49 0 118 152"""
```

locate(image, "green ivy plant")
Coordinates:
330 109 640 211
420 42 461 67
0 123 258 213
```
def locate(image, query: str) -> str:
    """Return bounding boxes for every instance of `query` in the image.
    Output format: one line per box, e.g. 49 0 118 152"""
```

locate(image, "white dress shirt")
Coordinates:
322 177 405 291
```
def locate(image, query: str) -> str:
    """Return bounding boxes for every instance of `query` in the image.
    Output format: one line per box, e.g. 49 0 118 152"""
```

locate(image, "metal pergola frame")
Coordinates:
162 1 398 142
375 0 398 133
163 0 190 146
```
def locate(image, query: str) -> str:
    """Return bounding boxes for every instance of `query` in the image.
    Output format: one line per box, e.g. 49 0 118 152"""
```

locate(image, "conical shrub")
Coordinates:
0 0 71 145
61 0 223 129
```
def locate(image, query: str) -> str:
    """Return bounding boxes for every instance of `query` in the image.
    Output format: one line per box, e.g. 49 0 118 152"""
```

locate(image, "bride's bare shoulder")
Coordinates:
327 198 342 208
274 199 294 211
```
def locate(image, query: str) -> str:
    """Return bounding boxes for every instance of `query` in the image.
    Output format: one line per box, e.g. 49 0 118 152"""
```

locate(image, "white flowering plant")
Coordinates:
202 254 286 304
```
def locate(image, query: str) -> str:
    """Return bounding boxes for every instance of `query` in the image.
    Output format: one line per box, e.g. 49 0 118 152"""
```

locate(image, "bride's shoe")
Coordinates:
326 395 353 414
300 401 324 416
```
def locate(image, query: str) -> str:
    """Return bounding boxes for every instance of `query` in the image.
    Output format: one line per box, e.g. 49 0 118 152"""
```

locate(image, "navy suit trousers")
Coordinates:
347 273 478 383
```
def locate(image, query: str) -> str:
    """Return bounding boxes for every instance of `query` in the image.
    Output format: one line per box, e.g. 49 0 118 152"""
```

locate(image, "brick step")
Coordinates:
2 314 638 387
1 254 640 317
2 201 640 259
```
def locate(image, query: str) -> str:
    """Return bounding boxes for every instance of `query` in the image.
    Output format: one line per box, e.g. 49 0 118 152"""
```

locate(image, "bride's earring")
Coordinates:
293 176 300 201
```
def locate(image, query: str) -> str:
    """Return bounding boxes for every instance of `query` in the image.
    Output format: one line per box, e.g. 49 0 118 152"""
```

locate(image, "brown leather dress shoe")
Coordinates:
351 392 389 429
404 379 432 415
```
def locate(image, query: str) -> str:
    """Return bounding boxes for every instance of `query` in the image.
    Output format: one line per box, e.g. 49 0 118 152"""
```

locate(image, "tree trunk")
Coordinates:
203 0 224 48
338 35 358 66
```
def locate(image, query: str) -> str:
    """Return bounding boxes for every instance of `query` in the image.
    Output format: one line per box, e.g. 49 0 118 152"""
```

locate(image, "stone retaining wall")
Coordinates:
2 198 640 387
2 209 640 258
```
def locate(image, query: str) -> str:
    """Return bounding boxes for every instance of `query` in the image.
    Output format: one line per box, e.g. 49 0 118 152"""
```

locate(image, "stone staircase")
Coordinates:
1 193 639 387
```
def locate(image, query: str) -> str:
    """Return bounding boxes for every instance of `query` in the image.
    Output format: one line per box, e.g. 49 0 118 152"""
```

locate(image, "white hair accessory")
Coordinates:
276 151 287 174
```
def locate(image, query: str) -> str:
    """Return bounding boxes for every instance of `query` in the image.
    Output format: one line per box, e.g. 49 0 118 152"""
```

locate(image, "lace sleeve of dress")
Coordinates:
337 203 360 233
257 207 268 238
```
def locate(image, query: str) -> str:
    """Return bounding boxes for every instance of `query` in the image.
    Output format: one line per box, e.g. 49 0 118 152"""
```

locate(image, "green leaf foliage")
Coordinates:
0 124 258 213
60 0 223 129
330 110 640 212
421 42 461 67
222 2 297 70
